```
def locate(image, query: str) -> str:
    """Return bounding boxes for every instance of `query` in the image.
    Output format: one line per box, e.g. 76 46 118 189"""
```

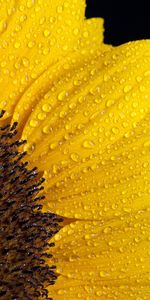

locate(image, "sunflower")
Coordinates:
0 0 150 299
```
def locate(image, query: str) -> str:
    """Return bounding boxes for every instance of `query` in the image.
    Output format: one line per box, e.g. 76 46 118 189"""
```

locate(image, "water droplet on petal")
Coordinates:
144 141 150 148
58 90 67 101
42 103 51 113
43 29 50 37
29 119 38 128
124 85 132 93
28 41 35 48
83 140 95 149
73 28 79 36
37 112 46 121
14 42 21 49
0 19 7 33
112 127 119 134
70 153 79 162
136 76 142 82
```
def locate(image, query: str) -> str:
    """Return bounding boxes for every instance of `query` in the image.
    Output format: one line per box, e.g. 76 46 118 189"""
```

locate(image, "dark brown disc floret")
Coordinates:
0 111 63 300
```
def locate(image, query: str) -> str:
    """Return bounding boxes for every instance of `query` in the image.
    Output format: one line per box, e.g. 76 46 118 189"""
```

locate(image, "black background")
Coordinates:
86 1 150 45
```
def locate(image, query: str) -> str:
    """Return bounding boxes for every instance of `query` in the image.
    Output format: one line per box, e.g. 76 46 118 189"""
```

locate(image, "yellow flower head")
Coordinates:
0 0 150 299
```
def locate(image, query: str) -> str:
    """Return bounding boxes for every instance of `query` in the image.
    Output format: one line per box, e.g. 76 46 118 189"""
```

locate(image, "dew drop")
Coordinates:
144 141 150 148
20 14 27 22
83 140 95 149
112 127 119 134
136 76 142 82
0 19 7 34
28 41 35 48
96 291 102 296
39 17 45 25
83 31 89 38
124 85 132 93
43 29 50 37
58 90 67 101
26 0 35 9
57 289 64 295
43 47 50 55
57 5 63 13
73 79 81 86
29 119 38 128
106 99 114 108
103 227 112 234
49 143 58 150
99 271 107 278
1 61 7 68
37 112 46 121
70 153 79 162
132 101 138 108
42 103 51 113
42 126 49 134
73 28 79 36
14 42 21 49
22 57 29 67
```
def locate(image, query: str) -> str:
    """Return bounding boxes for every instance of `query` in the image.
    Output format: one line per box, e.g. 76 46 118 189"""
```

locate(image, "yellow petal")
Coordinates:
12 43 111 133
49 213 150 299
0 0 85 118
50 276 150 300
20 40 150 220
79 17 104 49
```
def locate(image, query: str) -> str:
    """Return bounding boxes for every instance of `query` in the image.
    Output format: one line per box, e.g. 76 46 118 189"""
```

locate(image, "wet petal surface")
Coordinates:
49 212 150 299
0 0 85 117
17 40 150 220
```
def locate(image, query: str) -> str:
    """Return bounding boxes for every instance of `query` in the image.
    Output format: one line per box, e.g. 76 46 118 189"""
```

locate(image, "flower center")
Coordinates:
0 111 63 300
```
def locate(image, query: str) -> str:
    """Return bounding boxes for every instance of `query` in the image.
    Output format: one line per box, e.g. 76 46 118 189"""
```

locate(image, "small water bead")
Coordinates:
103 227 112 234
31 72 37 79
59 110 66 118
83 30 89 38
42 126 50 134
23 142 36 154
58 90 67 101
0 60 7 68
42 103 51 113
57 289 64 295
136 76 142 82
144 141 150 148
42 47 50 55
99 271 108 278
43 29 50 37
27 41 35 48
82 140 95 149
70 153 79 162
26 0 35 9
18 22 24 30
112 127 119 135
14 41 21 49
122 121 128 128
130 111 137 118
73 28 79 36
139 85 146 92
29 119 38 128
0 19 7 33
57 5 64 13
22 57 30 67
132 101 138 108
124 85 132 93
14 60 22 70
19 4 26 11
73 79 82 86
19 14 27 24
106 99 115 108
49 142 58 150
39 16 45 25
